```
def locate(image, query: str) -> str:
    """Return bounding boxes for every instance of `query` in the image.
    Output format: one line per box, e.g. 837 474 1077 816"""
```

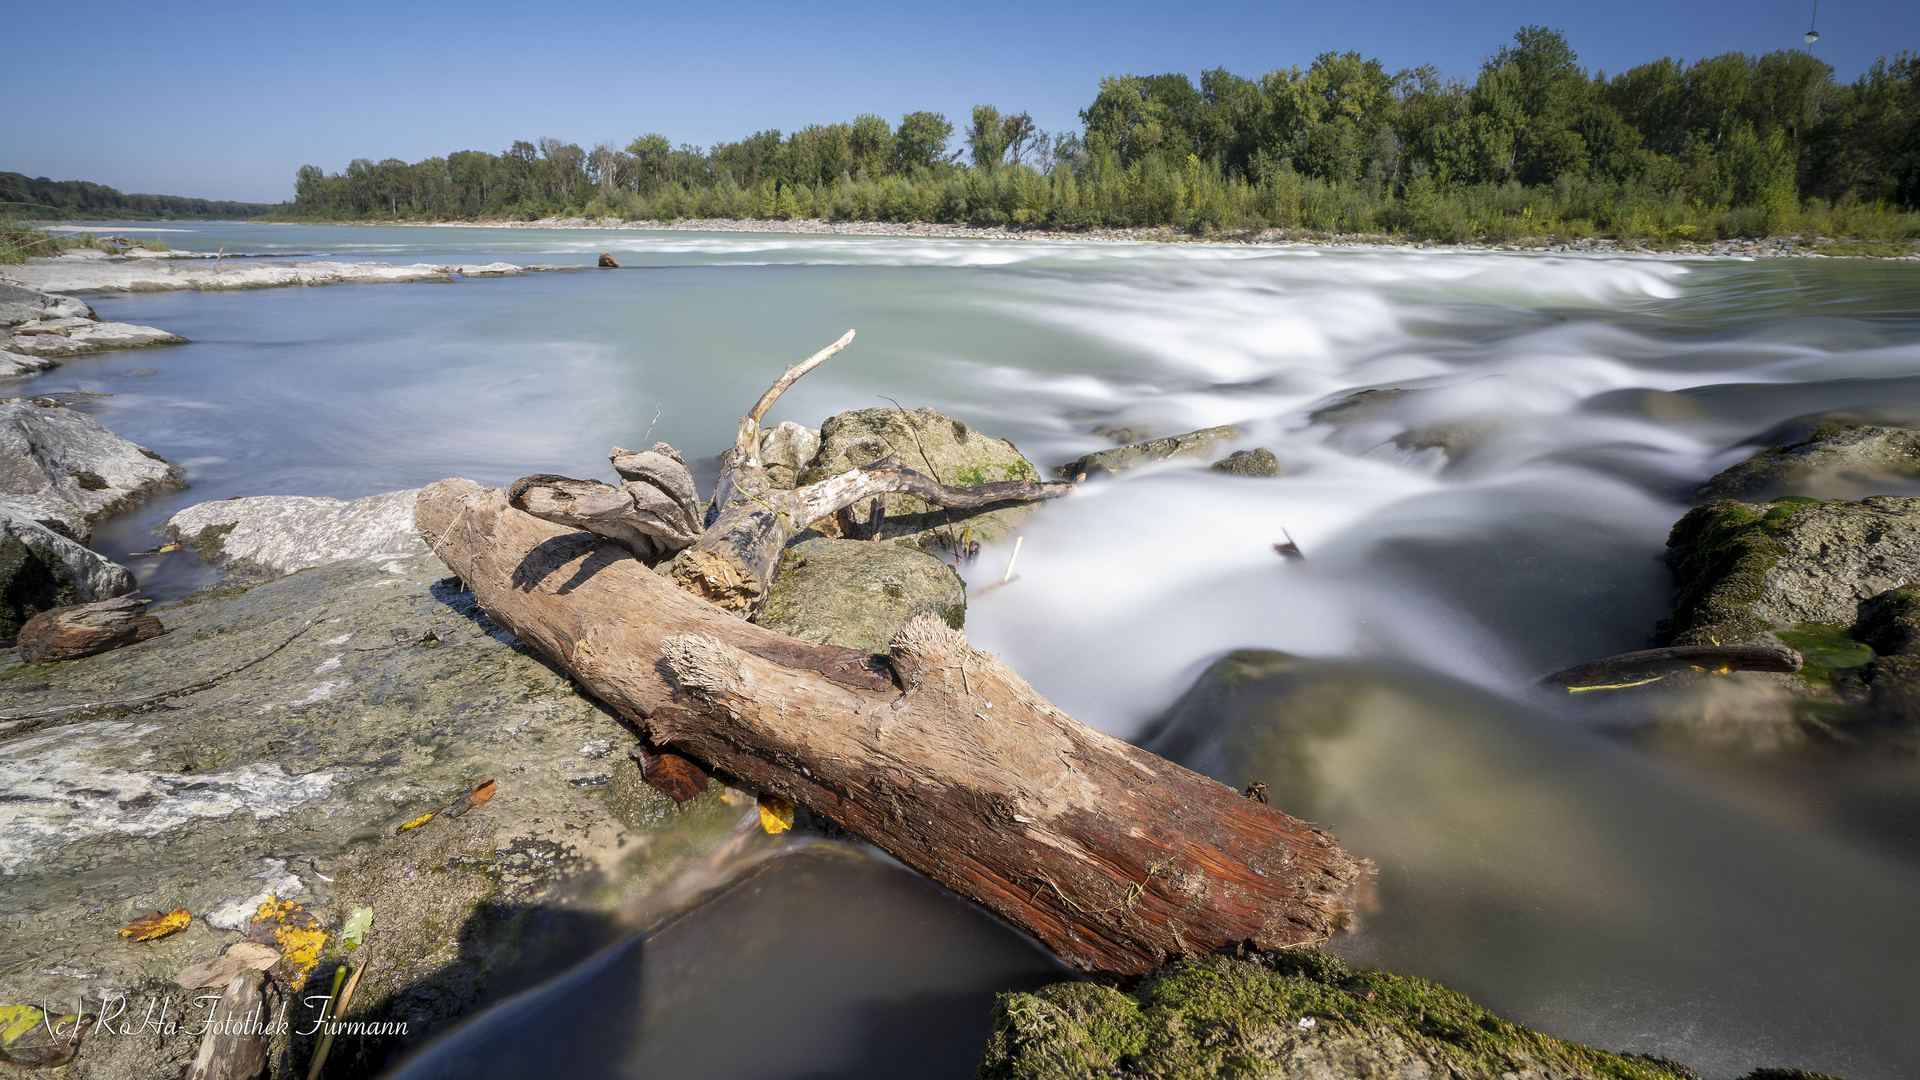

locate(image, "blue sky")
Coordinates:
3 0 1912 203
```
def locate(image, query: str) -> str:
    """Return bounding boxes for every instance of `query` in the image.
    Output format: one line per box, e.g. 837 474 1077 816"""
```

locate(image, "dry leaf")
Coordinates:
758 793 794 834
174 955 247 990
633 746 709 807
0 1005 93 1068
465 776 497 807
224 941 281 970
118 908 191 941
245 895 325 990
397 775 499 834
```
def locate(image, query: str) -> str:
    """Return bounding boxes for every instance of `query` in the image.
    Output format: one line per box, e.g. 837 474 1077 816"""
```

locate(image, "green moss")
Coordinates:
979 953 1704 1080
1661 499 1816 646
1774 622 1876 686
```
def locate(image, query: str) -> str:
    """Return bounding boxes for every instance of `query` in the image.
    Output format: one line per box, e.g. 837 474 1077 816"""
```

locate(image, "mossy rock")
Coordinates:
978 951 1711 1080
1697 419 1920 501
755 537 964 652
1056 426 1241 480
797 407 1042 553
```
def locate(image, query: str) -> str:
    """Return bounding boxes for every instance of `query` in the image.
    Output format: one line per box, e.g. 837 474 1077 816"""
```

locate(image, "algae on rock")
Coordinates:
1697 419 1920 502
755 537 966 652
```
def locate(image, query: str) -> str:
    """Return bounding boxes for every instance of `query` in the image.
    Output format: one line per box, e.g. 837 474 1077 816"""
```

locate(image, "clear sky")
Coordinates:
3 0 1912 203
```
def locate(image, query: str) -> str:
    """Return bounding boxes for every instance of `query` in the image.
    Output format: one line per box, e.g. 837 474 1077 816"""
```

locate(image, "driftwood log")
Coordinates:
1545 644 1803 689
16 596 163 663
416 332 1367 976
418 479 1365 976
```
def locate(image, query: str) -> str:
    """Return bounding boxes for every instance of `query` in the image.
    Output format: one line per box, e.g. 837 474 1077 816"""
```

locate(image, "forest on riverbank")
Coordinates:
1 172 279 222
283 28 1920 242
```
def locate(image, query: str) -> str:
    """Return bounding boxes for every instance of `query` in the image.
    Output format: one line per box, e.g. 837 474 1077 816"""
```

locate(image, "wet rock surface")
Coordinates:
162 489 425 579
0 552 750 1078
1056 425 1242 480
755 537 966 652
0 400 184 542
978 951 1706 1080
799 406 1044 552
1697 419 1920 501
1309 385 1501 463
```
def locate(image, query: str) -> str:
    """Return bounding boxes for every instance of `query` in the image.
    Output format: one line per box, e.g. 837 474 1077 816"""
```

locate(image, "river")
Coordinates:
25 222 1920 1079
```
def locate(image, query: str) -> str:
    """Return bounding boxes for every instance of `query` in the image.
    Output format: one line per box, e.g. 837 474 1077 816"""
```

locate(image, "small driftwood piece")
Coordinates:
1545 644 1803 690
509 330 1075 613
185 969 275 1080
16 596 163 664
417 478 1367 977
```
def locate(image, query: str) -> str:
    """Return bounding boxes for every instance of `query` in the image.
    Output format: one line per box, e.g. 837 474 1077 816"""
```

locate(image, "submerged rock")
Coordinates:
1056 425 1241 480
755 537 965 652
979 951 1707 1080
0 552 751 1077
799 407 1044 552
1212 447 1282 477
1309 385 1500 463
0 506 134 643
1698 418 1920 501
162 488 424 578
0 401 184 541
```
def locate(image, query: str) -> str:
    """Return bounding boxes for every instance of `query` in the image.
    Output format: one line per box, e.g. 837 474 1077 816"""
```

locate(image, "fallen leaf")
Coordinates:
224 941 281 970
118 909 191 941
0 1005 93 1068
758 793 794 835
245 895 325 990
175 955 248 989
633 746 709 807
465 776 496 807
341 907 373 950
396 811 437 834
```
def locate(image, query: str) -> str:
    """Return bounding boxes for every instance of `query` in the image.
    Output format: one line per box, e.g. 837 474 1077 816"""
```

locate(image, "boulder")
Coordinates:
0 350 59 379
1698 418 1920 501
16 596 163 664
0 552 752 1078
162 488 424 578
798 407 1045 552
1211 447 1282 477
759 421 820 489
1056 426 1242 480
0 505 135 643
3 320 187 357
597 253 620 268
979 951 1714 1080
0 401 184 541
754 537 966 652
0 282 94 326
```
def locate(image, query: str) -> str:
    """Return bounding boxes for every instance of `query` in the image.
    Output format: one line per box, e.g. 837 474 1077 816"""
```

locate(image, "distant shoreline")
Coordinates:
264 216 1920 260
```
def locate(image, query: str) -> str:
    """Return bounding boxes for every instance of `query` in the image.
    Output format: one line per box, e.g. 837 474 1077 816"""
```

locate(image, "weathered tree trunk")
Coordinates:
1545 644 1803 689
417 479 1367 978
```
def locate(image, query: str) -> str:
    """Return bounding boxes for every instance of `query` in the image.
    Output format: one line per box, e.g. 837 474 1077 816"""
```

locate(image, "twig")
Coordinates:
879 394 965 557
1002 537 1023 584
0 614 325 728
968 574 1021 600
734 330 856 460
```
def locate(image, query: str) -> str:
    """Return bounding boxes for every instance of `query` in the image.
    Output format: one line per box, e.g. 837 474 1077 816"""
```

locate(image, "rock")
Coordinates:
0 552 751 1078
1211 448 1281 477
1090 423 1151 444
1 256 468 294
754 537 966 652
0 505 135 643
1697 418 1920 501
0 282 94 326
1055 425 1242 480
798 407 1045 552
162 488 424 578
16 596 164 664
1309 386 1499 462
0 401 184 541
3 320 187 357
759 421 820 489
454 263 523 277
978 951 1710 1080
597 253 619 268
0 350 59 378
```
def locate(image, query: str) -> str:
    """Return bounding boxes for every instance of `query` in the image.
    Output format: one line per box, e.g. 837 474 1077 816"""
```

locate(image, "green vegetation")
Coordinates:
288 29 1920 242
978 951 1709 1079
1 172 279 221
0 224 175 265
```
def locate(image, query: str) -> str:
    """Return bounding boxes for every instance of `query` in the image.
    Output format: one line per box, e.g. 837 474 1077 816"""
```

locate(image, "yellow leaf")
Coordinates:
397 811 437 833
757 793 794 834
246 895 326 990
0 1005 92 1068
118 908 191 941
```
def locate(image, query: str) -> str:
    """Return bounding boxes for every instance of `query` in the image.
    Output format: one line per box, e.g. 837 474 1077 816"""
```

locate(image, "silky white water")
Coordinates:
28 223 1920 1078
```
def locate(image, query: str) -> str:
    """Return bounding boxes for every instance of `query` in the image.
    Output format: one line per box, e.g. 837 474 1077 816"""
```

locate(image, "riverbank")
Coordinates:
275 214 1920 259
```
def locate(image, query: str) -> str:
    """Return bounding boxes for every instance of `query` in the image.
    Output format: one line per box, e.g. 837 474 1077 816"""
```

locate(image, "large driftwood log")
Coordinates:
418 479 1367 977
509 330 1075 613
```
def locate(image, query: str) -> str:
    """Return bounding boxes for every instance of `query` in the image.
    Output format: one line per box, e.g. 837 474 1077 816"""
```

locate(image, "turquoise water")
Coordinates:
27 222 1920 1078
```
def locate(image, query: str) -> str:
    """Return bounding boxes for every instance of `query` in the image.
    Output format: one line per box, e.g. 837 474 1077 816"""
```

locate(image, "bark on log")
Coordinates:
417 479 1367 978
185 969 274 1080
1545 644 1803 688
16 596 163 664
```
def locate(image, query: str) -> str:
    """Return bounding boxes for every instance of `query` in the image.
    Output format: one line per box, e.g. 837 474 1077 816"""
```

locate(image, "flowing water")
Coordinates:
24 223 1920 1078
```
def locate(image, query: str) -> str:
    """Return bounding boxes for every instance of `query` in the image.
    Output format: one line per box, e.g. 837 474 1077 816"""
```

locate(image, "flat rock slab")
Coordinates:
163 489 425 577
0 400 184 541
0 551 745 1077
2 255 528 294
755 537 967 652
2 321 187 356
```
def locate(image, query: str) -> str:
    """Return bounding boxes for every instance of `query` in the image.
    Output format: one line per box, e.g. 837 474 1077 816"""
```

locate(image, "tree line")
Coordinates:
280 28 1915 240
1 172 278 221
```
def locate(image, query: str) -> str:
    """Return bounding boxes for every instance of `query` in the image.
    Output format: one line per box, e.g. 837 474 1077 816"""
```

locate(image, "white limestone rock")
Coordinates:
0 350 58 379
3 321 187 356
0 505 137 640
0 282 94 326
163 488 426 577
4 254 495 293
0 401 184 541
